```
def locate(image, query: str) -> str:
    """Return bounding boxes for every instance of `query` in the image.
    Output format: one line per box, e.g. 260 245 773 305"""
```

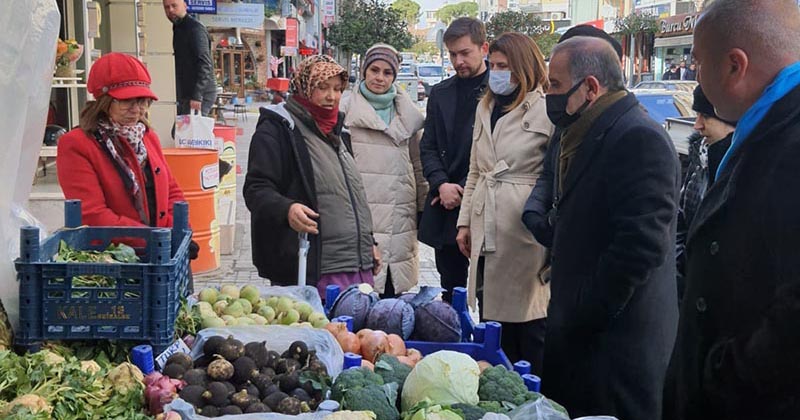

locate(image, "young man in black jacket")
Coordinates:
418 17 489 303
163 0 217 116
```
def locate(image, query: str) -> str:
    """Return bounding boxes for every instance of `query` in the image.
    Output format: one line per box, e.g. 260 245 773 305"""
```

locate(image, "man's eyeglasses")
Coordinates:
112 98 153 110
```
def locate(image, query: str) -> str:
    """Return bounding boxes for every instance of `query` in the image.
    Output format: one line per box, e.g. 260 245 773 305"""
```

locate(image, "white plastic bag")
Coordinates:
166 398 330 420
506 396 571 420
190 325 344 377
256 285 326 315
0 0 60 331
175 111 217 151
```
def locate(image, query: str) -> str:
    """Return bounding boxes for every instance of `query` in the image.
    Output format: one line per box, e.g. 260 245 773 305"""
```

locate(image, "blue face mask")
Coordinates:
489 70 518 96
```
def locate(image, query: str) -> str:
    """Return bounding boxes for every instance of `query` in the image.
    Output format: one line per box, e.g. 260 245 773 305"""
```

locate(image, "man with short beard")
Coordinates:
418 17 489 305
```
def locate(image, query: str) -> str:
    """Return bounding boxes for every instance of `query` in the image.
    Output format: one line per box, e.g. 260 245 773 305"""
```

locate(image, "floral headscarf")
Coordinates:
291 55 347 99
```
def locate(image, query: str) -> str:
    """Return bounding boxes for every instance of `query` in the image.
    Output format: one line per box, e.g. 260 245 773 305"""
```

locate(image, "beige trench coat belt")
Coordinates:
472 159 539 252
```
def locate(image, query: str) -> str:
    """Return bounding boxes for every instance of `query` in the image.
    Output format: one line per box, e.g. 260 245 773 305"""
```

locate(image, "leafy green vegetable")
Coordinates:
375 354 412 396
0 349 148 419
400 351 480 412
54 241 140 289
174 298 202 338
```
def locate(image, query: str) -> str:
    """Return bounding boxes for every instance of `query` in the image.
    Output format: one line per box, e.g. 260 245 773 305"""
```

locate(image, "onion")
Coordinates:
406 348 423 364
396 355 415 367
356 328 374 341
360 331 389 363
182 334 196 349
386 334 406 357
339 331 361 354
361 359 375 371
325 322 348 338
144 371 163 387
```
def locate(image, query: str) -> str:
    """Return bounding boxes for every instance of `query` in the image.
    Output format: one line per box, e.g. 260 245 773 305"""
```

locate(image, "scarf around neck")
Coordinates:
715 61 800 179
96 120 149 224
291 94 340 135
558 89 627 194
359 81 397 126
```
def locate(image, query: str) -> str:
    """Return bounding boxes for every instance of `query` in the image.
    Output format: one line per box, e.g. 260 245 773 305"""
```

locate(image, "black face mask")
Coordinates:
546 80 591 128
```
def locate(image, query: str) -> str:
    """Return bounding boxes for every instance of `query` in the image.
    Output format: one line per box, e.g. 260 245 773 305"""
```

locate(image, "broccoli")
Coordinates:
477 365 529 406
374 354 412 395
449 403 487 420
331 367 385 402
477 400 506 413
342 384 400 420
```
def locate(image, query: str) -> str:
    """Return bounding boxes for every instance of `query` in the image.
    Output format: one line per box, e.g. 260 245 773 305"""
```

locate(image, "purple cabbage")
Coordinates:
330 284 379 331
411 300 462 343
366 298 416 339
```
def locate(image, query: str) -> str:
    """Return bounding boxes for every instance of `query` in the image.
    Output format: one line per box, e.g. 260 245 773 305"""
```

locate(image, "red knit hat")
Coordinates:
87 53 158 101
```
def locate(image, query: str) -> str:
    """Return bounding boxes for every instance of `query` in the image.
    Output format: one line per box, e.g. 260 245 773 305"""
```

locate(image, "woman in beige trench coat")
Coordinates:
456 33 553 372
342 44 428 297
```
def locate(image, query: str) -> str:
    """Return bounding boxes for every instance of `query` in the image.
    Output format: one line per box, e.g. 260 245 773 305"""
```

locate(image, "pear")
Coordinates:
202 316 225 329
275 297 294 315
198 287 218 304
239 285 261 306
213 300 228 316
237 317 255 326
279 309 300 325
294 302 314 321
308 312 329 328
248 314 268 325
258 306 276 323
196 301 213 313
223 300 245 317
220 285 240 300
235 298 253 315
265 296 280 308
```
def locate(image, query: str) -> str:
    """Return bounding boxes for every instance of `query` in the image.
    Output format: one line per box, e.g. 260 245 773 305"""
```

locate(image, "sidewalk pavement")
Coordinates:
194 103 441 292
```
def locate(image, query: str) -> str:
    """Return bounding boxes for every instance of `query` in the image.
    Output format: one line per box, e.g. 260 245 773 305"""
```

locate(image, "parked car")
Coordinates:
416 63 446 95
632 89 695 126
633 80 698 92
396 72 425 102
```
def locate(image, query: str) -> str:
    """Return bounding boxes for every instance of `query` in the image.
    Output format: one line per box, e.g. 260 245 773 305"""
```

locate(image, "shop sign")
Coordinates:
187 0 216 14
657 13 700 37
281 46 298 56
198 2 264 29
286 18 299 48
323 0 336 27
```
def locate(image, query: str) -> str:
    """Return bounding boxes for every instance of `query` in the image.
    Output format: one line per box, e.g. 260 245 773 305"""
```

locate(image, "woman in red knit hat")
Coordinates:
56 53 189 237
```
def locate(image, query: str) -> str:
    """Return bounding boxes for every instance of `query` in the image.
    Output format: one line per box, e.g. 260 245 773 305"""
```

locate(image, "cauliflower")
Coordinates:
324 410 377 420
0 394 53 416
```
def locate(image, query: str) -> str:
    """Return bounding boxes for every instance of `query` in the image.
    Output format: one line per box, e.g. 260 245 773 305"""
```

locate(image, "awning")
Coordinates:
654 34 694 49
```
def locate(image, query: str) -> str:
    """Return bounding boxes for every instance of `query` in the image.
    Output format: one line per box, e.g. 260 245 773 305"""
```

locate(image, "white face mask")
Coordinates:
489 70 518 96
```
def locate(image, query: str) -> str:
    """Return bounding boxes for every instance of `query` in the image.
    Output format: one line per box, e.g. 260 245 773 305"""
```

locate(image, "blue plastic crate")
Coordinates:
15 200 192 354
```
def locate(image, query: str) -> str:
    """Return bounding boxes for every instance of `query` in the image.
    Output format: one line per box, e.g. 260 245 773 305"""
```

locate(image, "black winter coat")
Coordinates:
665 85 800 420
172 15 215 102
418 71 488 248
243 106 351 286
531 93 680 420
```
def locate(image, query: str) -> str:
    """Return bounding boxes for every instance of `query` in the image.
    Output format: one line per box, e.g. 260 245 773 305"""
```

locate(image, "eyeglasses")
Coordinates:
112 98 153 110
